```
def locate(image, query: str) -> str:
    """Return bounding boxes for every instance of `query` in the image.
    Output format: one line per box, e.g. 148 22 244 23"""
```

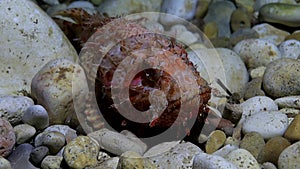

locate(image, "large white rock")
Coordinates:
0 0 78 95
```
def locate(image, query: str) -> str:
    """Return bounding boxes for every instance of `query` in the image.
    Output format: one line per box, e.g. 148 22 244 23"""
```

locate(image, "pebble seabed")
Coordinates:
1 0 300 169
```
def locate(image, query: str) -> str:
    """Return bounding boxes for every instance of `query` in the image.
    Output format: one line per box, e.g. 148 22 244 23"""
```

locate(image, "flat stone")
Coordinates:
205 130 226 154
240 132 265 159
278 141 300 169
275 96 300 109
0 118 15 157
257 136 291 165
284 114 300 141
225 149 260 169
0 95 34 125
41 155 63 169
22 105 49 130
193 152 238 169
14 124 36 144
242 111 289 139
0 0 77 95
263 58 300 98
7 143 38 169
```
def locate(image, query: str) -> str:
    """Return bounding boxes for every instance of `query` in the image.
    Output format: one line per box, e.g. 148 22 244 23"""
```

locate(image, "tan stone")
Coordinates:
284 114 300 141
205 130 226 154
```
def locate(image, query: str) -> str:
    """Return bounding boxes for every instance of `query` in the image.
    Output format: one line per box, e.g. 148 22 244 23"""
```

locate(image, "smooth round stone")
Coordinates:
7 144 38 169
257 136 291 165
233 39 281 69
0 0 77 95
88 128 145 156
0 118 15 157
203 1 236 38
240 132 265 159
44 125 77 143
63 136 99 169
259 3 300 27
230 9 251 32
14 124 36 144
98 0 162 17
205 130 226 154
242 111 289 139
279 40 300 59
263 58 300 98
22 105 49 130
275 96 300 109
252 23 290 45
243 78 265 100
230 28 259 46
239 96 278 125
31 59 87 126
41 155 63 169
90 0 103 5
225 149 260 169
34 131 66 154
193 152 238 169
160 0 197 25
30 146 49 166
117 151 157 169
284 114 300 141
278 141 300 169
0 95 34 125
0 156 12 169
144 141 202 169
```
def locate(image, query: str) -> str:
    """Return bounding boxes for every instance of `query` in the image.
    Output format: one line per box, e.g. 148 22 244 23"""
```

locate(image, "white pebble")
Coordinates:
193 152 238 169
279 39 300 59
225 149 260 169
22 105 49 130
275 96 300 109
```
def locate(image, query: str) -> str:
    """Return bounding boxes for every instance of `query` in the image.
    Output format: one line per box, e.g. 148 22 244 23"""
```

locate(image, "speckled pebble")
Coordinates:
44 125 77 143
225 149 260 169
0 118 15 157
205 130 226 154
63 136 99 169
7 143 38 169
263 58 300 98
261 162 277 169
239 96 278 125
88 128 146 156
275 96 300 109
0 156 12 169
233 39 282 69
41 155 63 169
14 124 36 144
257 136 291 165
117 151 157 169
279 39 300 59
252 23 290 45
30 146 49 166
240 132 265 159
212 144 239 157
243 78 265 100
193 152 238 169
242 111 289 139
31 58 87 126
0 95 34 125
22 105 49 130
144 141 202 169
94 157 119 169
34 131 66 154
284 114 300 141
278 141 300 169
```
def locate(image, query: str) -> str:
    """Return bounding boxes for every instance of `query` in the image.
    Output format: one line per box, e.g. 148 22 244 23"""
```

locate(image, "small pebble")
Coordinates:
240 132 265 159
250 66 266 79
117 151 157 169
97 151 111 164
63 136 99 169
95 157 119 169
275 96 300 109
41 155 63 169
120 130 147 154
0 95 34 125
7 143 38 169
34 131 66 154
239 96 278 125
193 152 238 169
0 118 15 157
278 141 300 169
205 130 226 154
257 136 291 165
212 144 239 157
233 38 282 69
284 114 300 141
263 58 300 98
243 78 265 100
225 149 260 169
230 9 251 32
22 105 49 130
279 39 300 59
230 28 259 46
44 125 77 143
14 124 36 144
261 162 277 169
242 111 289 139
0 156 12 169
30 146 49 166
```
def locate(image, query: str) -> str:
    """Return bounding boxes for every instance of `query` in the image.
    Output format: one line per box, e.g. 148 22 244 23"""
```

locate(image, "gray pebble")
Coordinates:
263 58 300 98
35 131 66 154
0 95 34 125
14 124 36 144
243 77 265 100
22 105 49 130
0 156 12 169
44 125 77 143
30 146 49 166
41 155 63 169
7 143 38 169
240 132 265 159
279 39 300 59
275 96 300 109
193 152 238 169
230 28 259 46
